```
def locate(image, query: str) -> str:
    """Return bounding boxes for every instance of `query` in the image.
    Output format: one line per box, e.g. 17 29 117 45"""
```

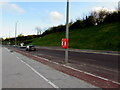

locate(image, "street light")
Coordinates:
65 0 69 63
15 21 18 46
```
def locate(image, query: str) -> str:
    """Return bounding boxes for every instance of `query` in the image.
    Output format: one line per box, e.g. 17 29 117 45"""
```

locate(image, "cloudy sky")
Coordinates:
1 1 119 38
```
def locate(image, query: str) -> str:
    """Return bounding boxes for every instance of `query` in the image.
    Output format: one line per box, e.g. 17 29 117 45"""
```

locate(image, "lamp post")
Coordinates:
15 21 18 46
65 0 69 63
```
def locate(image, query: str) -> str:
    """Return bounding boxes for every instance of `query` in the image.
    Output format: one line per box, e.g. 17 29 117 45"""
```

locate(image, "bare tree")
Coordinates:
35 27 41 35
99 8 109 23
118 1 120 11
90 11 98 24
90 8 109 24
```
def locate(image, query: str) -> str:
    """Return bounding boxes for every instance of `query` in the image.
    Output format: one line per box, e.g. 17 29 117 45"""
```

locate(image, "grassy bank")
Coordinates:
29 22 120 51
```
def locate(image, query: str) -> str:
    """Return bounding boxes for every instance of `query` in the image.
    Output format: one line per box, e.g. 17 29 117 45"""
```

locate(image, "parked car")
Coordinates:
26 45 36 51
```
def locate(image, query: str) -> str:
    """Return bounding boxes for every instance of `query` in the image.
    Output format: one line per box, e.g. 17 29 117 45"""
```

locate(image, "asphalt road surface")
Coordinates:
17 46 119 83
35 47 119 70
2 47 97 88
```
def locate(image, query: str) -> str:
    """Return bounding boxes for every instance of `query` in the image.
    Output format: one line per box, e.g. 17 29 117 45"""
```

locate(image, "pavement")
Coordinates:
2 47 98 88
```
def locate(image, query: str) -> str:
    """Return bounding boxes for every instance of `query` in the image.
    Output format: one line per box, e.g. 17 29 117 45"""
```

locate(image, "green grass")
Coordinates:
29 22 120 51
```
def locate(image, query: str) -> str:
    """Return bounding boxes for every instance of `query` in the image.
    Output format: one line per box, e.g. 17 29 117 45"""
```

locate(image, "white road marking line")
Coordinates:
63 65 120 85
16 56 59 89
5 48 9 52
38 47 120 56
32 55 120 85
70 50 120 56
20 50 117 72
33 55 59 65
10 49 120 85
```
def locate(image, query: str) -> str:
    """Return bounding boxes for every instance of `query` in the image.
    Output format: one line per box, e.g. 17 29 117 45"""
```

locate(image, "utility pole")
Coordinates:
65 0 69 63
15 21 18 46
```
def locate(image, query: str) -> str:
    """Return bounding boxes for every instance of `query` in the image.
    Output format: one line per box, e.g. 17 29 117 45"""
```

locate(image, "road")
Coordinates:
17 46 119 84
36 47 119 69
2 47 97 88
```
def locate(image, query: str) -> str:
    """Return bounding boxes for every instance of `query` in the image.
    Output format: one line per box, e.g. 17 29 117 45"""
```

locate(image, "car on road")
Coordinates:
13 45 18 47
20 43 26 48
26 45 36 51
20 46 26 48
